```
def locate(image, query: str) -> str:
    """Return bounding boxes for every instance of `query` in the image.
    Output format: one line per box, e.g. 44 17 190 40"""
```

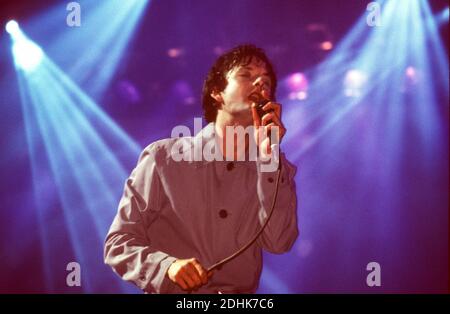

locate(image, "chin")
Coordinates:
228 104 248 115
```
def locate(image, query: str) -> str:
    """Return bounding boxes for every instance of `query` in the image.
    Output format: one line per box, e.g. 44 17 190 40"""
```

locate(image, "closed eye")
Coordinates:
237 71 271 88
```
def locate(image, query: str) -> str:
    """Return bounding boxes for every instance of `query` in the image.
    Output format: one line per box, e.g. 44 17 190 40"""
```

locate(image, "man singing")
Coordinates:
104 44 298 293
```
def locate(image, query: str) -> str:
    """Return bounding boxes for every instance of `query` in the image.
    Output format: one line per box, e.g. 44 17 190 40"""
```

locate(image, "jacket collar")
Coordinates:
182 122 256 169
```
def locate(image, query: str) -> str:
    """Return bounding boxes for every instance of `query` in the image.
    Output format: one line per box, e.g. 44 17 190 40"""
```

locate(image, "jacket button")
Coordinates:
226 162 234 171
268 177 274 183
219 209 228 218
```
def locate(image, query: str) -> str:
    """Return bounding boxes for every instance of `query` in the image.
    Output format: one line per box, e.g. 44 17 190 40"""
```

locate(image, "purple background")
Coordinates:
0 0 448 293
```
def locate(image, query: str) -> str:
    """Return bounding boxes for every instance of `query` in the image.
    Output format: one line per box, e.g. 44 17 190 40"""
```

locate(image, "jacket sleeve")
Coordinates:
104 144 177 293
255 151 299 254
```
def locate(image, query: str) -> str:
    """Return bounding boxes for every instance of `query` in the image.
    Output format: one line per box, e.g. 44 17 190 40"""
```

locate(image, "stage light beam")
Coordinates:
11 28 141 292
6 20 44 73
12 40 44 73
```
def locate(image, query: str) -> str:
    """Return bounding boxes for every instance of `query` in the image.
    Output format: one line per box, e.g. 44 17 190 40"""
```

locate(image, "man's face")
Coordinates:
217 57 272 123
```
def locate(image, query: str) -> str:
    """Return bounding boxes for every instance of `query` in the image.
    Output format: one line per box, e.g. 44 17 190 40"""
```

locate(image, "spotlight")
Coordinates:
288 91 308 101
287 72 309 92
285 72 309 101
402 66 420 92
305 23 333 51
5 20 19 35
12 39 43 72
320 41 333 51
167 48 183 58
296 91 308 100
343 69 368 97
405 66 417 79
5 19 43 72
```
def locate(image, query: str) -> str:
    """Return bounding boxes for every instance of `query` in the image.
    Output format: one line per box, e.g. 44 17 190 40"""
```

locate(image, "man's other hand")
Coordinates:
167 258 213 291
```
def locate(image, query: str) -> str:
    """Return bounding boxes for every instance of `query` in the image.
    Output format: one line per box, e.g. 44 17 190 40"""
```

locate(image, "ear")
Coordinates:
210 89 223 106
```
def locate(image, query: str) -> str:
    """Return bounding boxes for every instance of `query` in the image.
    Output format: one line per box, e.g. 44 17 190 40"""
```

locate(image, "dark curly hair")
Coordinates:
202 44 277 123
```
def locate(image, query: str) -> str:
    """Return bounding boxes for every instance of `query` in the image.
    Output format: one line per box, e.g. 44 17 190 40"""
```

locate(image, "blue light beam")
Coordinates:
10 29 142 292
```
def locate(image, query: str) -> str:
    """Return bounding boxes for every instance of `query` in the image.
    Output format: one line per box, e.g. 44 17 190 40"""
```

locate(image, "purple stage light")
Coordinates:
401 66 421 93
320 41 333 51
167 48 183 58
287 72 308 91
286 72 309 100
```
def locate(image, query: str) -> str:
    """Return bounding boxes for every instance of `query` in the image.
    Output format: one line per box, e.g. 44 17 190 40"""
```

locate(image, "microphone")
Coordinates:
249 93 273 123
255 98 271 121
250 92 276 145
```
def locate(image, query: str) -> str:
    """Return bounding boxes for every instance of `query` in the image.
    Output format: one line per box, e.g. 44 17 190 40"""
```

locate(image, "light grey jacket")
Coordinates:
104 122 298 293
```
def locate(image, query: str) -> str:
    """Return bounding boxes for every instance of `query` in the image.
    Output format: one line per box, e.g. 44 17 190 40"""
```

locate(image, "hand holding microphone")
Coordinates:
250 89 286 157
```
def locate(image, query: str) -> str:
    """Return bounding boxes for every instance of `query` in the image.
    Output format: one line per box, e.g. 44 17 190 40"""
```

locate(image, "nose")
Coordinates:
252 77 270 97
253 77 269 92
252 77 264 89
